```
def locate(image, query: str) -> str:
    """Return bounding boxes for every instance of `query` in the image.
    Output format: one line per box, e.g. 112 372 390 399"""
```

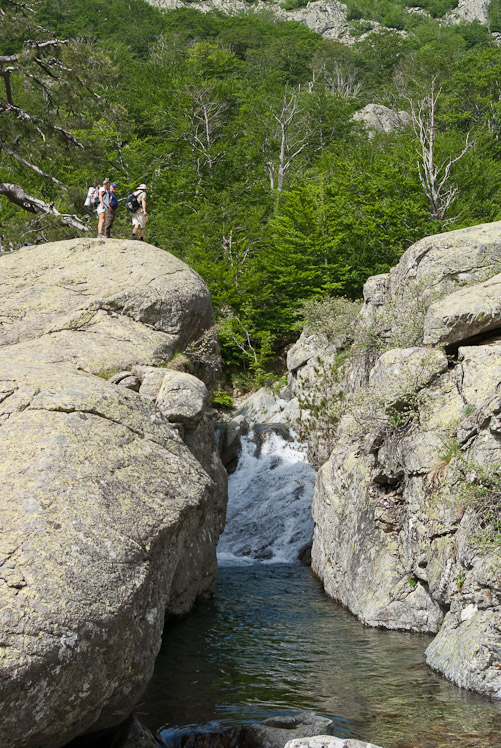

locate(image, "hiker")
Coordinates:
104 182 118 238
97 178 110 237
131 184 148 241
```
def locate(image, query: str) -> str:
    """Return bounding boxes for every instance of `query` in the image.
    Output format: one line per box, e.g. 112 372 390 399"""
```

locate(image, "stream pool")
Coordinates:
142 563 501 748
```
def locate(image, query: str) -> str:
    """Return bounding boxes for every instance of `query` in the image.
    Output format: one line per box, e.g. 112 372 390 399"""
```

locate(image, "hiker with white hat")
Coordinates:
131 183 148 241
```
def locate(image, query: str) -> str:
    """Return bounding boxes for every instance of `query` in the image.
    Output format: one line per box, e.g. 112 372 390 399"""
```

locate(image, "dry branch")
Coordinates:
0 183 89 232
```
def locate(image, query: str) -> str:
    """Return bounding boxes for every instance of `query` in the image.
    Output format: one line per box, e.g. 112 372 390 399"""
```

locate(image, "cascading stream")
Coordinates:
217 430 316 565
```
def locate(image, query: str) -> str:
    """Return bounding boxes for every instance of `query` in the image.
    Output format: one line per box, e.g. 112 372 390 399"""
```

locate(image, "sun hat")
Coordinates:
138 183 147 190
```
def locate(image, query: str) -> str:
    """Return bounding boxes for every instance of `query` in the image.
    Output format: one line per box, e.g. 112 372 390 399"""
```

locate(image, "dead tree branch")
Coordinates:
410 81 473 222
0 183 89 231
0 140 65 185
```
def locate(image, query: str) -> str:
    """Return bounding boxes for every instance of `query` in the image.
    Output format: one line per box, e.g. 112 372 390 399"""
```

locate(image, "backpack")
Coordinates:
125 191 141 212
90 186 100 208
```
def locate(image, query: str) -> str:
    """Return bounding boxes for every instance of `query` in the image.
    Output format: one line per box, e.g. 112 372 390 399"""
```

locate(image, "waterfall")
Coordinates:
217 428 316 565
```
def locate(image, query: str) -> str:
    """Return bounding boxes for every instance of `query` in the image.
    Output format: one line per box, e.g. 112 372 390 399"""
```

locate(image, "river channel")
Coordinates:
142 432 501 748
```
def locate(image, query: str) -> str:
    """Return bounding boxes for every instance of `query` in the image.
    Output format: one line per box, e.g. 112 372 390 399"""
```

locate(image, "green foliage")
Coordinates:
489 0 501 33
271 374 288 395
407 576 418 589
407 0 458 17
454 567 467 589
37 0 166 56
346 0 407 29
165 353 193 372
211 389 235 410
296 296 361 343
281 0 309 9
93 367 122 380
430 437 501 552
2 0 501 378
457 462 501 551
344 0 458 27
354 277 447 355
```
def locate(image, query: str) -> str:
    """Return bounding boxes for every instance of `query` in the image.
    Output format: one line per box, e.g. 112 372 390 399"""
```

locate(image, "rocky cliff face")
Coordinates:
150 0 493 43
0 239 227 748
289 222 501 699
153 0 354 42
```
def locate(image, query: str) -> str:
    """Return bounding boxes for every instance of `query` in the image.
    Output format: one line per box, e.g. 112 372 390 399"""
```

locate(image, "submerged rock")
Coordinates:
286 738 383 748
0 240 227 747
174 712 360 748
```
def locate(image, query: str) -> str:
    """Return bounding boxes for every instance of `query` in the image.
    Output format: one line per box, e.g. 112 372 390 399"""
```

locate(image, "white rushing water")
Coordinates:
217 429 316 565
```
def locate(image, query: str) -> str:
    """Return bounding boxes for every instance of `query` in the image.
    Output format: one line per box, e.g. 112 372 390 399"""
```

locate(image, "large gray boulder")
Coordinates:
0 237 211 372
424 272 501 347
300 222 501 698
0 240 227 747
445 0 490 25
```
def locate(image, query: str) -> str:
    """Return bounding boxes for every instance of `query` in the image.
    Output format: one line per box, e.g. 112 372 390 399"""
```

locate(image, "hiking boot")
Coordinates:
97 233 104 238
131 234 137 240
139 237 144 241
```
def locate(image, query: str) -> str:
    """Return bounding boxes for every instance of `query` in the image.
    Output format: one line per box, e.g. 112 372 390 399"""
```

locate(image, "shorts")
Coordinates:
132 211 147 229
97 204 106 215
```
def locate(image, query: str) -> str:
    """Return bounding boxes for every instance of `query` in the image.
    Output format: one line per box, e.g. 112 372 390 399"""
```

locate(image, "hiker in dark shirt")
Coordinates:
104 182 118 238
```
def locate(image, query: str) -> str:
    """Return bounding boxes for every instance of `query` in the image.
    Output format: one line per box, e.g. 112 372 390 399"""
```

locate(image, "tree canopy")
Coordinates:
2 0 501 380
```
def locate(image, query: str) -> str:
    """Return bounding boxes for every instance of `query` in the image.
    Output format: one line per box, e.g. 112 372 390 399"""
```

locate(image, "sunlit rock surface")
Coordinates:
0 239 227 747
291 222 501 698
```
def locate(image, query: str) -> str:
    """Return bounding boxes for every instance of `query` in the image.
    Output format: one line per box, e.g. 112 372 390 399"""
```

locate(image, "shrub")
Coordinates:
429 436 501 552
354 277 447 355
211 389 235 410
295 296 361 345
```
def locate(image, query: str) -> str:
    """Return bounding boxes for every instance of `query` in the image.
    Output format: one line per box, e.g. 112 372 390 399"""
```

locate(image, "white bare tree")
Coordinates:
266 87 317 192
318 60 362 99
410 81 473 224
185 84 228 180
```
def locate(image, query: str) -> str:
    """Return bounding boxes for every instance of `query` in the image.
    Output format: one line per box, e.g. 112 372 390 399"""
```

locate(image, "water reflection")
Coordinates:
142 565 501 748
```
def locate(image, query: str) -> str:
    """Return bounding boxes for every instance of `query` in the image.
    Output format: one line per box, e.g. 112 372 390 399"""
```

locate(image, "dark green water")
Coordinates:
142 564 501 748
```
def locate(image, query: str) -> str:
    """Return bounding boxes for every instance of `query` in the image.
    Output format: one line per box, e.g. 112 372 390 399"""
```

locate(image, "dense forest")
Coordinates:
2 0 501 381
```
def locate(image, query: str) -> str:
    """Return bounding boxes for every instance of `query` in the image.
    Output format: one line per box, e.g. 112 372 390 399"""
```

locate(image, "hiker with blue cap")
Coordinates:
104 182 118 238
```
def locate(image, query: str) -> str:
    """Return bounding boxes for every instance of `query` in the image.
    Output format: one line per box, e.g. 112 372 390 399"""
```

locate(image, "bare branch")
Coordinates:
0 140 65 185
0 182 89 231
26 38 69 50
54 125 85 149
409 81 473 222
